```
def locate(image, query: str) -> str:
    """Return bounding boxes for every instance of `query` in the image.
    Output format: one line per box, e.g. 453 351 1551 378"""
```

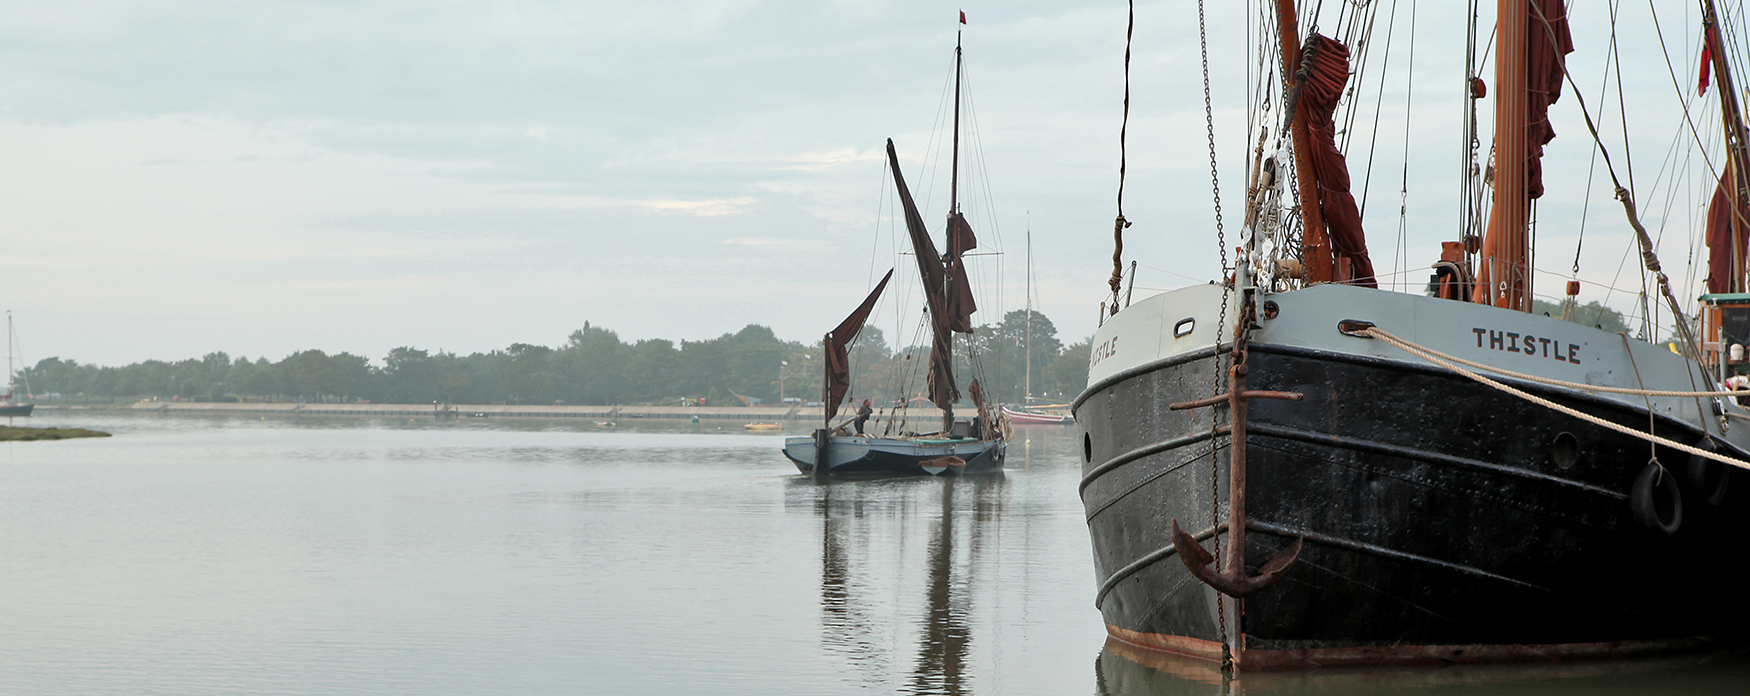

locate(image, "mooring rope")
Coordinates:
1355 326 1750 472
1362 326 1746 398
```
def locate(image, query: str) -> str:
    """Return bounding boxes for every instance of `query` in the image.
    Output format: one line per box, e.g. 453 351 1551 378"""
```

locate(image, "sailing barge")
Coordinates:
1078 0 1750 670
783 27 1005 478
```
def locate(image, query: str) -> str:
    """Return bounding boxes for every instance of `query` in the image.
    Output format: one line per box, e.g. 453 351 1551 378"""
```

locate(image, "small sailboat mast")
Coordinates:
3 312 11 402
1024 226 1033 404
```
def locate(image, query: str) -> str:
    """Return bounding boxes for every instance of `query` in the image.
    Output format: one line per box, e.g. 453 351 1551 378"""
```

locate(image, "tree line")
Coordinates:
24 312 1091 408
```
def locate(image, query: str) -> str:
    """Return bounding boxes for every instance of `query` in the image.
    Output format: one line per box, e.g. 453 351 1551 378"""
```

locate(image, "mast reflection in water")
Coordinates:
807 474 1004 696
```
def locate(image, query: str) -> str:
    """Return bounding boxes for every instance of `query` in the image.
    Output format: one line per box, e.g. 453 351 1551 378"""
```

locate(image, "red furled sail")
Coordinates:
1524 0 1573 200
1300 34 1377 288
1703 2 1750 295
1706 177 1748 294
886 139 961 409
823 269 893 422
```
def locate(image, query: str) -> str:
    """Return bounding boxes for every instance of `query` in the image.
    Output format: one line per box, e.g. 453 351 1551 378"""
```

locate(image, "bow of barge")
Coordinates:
1075 283 1750 670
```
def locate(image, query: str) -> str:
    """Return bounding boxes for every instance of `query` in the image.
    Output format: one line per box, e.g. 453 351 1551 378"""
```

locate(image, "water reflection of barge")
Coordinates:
806 475 1006 693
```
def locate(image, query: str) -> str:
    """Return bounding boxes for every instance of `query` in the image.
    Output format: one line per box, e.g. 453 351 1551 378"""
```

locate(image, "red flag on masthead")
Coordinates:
959 11 966 24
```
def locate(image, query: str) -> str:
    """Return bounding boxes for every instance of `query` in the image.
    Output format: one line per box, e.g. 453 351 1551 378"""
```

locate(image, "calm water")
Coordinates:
1 411 1746 695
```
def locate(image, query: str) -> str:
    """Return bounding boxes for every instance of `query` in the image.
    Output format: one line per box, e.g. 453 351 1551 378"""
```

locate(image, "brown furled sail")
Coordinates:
823 269 894 423
888 140 950 318
945 213 979 332
1300 33 1377 288
886 138 961 409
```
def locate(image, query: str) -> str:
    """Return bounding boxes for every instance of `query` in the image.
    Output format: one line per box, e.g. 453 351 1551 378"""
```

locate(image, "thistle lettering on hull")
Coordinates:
1091 336 1119 370
1471 327 1580 363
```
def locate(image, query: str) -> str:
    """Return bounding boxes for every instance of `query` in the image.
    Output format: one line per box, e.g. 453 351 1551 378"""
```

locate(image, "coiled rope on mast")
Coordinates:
1110 0 1135 316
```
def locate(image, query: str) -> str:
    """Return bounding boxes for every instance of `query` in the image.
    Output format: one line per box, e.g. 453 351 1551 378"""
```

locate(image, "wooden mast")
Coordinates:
1706 0 1750 293
943 30 964 435
1274 0 1334 284
950 34 963 217
1473 0 1530 310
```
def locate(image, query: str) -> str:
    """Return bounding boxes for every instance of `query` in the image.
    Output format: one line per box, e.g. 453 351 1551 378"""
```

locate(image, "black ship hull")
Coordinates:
1076 284 1750 669
0 403 33 417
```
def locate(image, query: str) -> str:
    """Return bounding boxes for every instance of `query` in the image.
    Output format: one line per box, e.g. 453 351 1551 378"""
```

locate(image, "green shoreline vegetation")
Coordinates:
23 312 1092 409
0 425 110 441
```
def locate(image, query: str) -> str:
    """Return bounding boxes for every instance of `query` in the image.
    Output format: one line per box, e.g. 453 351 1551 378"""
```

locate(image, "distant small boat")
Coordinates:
744 423 782 431
594 421 616 427
999 405 1072 426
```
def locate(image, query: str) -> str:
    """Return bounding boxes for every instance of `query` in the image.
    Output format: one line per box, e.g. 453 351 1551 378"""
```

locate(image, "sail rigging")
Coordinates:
881 36 981 421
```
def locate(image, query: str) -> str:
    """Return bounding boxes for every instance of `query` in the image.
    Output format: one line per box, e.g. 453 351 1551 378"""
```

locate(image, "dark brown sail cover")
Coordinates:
887 139 961 408
1301 34 1377 288
824 269 893 422
1525 0 1573 199
1707 177 1747 294
945 213 979 333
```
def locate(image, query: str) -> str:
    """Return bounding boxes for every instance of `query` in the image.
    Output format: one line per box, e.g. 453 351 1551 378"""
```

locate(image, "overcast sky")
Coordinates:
0 1 1730 367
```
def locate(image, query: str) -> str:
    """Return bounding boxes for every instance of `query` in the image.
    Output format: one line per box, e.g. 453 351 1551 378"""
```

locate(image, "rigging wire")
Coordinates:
1395 0 1418 293
1572 0 1628 283
1199 0 1227 277
1461 0 1481 245
1613 0 1635 198
1338 0 1388 155
1526 1 1702 359
1356 0 1402 221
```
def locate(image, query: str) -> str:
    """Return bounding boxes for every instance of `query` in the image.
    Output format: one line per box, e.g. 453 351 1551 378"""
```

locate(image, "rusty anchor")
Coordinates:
1169 338 1305 598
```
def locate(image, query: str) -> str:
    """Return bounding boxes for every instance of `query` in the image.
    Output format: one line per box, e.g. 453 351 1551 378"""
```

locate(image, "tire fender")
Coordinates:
1630 460 1683 535
1686 439 1731 507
